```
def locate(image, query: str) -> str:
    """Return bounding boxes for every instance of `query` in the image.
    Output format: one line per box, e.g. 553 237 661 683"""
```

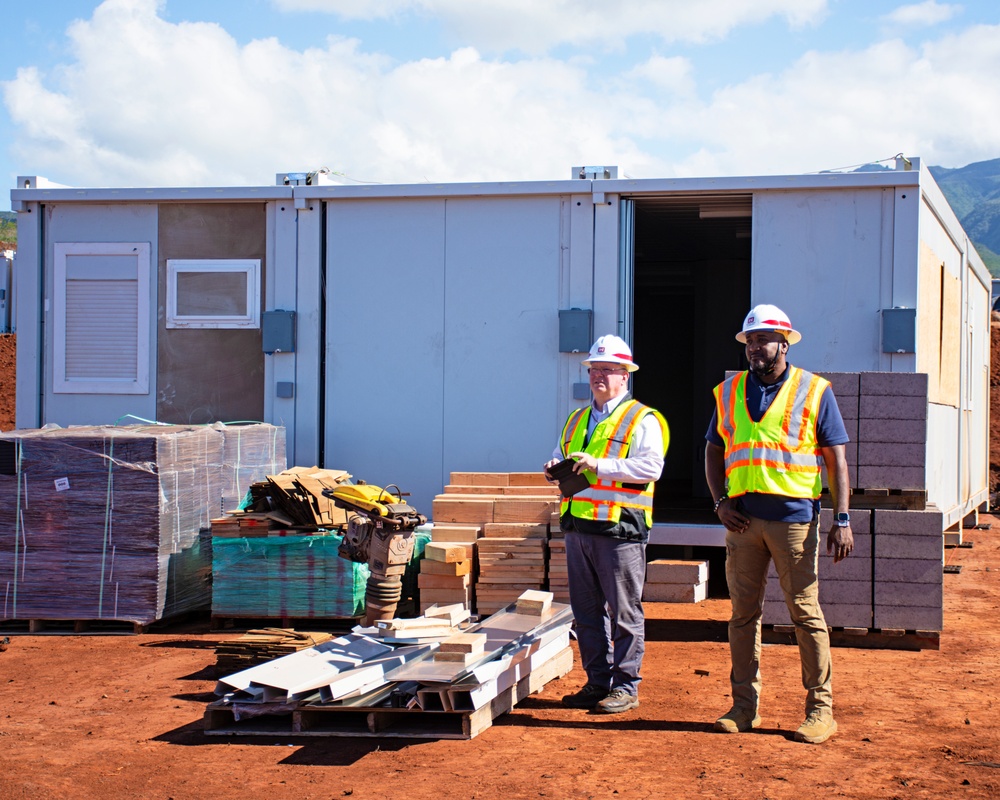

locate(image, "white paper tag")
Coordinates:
54 477 70 492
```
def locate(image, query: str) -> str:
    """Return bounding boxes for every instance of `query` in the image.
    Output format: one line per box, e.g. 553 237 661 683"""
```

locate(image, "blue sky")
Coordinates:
2 0 1000 211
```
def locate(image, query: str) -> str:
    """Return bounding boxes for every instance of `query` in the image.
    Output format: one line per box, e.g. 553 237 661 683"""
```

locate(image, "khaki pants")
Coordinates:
725 514 833 716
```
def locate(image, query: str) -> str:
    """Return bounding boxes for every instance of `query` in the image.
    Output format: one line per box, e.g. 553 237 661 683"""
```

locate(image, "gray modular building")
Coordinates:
10 157 991 550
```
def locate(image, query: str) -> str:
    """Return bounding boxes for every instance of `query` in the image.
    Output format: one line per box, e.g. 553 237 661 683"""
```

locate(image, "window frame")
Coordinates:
165 258 260 329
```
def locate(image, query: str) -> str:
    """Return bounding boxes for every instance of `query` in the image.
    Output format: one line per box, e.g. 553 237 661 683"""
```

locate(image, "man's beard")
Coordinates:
751 352 780 379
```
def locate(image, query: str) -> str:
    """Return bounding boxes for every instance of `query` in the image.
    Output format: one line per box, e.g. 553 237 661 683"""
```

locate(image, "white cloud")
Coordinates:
273 0 829 52
3 0 999 195
881 1 961 28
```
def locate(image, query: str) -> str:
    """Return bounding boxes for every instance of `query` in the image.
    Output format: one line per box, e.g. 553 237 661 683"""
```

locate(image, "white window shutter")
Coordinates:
54 243 150 394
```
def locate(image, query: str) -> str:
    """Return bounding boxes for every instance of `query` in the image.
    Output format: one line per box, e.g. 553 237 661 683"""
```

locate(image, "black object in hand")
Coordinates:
546 458 591 497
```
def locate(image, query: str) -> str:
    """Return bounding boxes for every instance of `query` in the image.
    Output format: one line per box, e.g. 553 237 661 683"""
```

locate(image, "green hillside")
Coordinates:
930 159 1000 275
0 210 14 247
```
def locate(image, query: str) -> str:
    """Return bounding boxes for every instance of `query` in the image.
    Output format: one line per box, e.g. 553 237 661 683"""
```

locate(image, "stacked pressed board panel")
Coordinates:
429 472 561 615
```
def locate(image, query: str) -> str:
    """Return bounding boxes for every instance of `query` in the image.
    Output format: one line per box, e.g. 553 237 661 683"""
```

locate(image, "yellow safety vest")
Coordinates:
713 366 827 499
558 399 669 528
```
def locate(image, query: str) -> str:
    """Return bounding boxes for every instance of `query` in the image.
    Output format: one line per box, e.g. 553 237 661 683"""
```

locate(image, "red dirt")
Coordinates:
0 526 996 800
0 334 14 431
0 335 998 799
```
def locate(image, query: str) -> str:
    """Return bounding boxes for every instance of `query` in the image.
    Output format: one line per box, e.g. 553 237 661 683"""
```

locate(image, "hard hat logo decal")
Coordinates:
747 315 755 324
597 346 606 354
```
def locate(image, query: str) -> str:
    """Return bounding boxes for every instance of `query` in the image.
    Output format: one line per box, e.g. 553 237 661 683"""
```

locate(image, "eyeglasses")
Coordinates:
588 367 627 376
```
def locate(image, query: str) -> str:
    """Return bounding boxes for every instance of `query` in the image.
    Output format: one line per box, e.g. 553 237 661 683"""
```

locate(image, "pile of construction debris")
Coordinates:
206 591 573 739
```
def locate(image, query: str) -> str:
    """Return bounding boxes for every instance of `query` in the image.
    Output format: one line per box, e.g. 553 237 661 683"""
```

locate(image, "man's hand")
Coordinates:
543 458 560 482
568 452 598 474
827 524 854 563
715 497 749 534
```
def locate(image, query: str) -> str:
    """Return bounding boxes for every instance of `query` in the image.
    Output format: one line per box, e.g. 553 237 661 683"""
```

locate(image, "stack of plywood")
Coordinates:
418 541 475 612
643 559 709 603
430 472 559 615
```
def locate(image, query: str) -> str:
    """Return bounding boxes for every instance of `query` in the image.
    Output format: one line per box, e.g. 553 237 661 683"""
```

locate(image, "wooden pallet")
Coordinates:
204 646 573 739
763 624 940 651
0 618 149 635
820 488 927 511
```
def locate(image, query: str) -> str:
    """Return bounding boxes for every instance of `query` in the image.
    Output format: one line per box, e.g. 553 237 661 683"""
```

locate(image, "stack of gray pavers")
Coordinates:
764 371 942 632
0 423 285 626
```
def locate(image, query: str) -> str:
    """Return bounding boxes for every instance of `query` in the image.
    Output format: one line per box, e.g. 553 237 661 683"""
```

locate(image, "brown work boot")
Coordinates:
794 711 838 744
714 706 762 733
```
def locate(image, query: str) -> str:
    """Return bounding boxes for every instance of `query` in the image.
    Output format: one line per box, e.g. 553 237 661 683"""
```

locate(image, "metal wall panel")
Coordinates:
42 203 158 425
751 189 887 372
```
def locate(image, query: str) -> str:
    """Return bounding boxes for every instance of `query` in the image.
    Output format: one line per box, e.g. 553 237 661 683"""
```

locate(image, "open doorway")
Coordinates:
626 195 752 523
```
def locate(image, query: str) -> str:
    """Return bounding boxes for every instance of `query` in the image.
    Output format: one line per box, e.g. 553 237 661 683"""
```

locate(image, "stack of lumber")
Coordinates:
429 471 559 615
215 628 334 673
417 542 474 612
477 525 548 615
0 423 283 625
643 559 708 603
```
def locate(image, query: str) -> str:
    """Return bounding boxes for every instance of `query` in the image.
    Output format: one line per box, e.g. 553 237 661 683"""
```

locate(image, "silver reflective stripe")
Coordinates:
785 368 814 448
724 442 820 470
717 374 739 439
605 402 645 458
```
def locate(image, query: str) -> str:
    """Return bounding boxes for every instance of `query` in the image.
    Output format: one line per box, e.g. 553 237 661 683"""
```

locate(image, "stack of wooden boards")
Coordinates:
215 628 335 674
428 471 561 615
423 471 707 615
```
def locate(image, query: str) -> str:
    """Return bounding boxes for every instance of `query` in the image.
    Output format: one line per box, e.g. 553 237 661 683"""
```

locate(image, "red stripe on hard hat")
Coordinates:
613 353 633 361
759 319 790 328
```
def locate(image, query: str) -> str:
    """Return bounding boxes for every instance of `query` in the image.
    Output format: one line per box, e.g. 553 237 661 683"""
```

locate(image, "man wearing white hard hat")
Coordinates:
704 304 853 744
544 334 669 714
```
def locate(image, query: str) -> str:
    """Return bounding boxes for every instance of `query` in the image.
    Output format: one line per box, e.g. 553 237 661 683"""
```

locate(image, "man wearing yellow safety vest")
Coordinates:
544 334 669 714
705 304 854 745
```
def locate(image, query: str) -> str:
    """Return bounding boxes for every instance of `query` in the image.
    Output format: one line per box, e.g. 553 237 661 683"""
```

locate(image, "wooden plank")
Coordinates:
432 497 495 524
492 498 559 524
420 558 472 576
483 522 548 538
424 542 474 562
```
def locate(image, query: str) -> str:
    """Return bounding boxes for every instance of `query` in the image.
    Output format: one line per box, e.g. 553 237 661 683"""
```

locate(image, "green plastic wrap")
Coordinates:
211 534 369 618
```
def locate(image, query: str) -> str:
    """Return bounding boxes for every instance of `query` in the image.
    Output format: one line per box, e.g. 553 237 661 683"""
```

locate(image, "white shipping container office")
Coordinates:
10 158 990 547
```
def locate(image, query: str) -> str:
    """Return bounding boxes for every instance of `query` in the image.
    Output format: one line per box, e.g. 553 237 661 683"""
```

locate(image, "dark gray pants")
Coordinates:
565 530 646 696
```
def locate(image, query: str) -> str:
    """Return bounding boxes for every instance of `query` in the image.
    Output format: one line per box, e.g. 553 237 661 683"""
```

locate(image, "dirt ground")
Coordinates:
0 334 999 799
0 522 997 800
0 334 14 431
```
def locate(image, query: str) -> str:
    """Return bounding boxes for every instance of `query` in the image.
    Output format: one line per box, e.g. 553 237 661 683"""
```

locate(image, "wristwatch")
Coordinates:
835 512 851 528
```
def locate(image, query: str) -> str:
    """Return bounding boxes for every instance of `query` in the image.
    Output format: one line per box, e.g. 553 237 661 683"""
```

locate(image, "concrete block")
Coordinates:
875 581 943 607
874 557 942 584
819 509 871 538
857 442 925 468
857 465 925 490
815 372 860 398
874 509 944 536
819 579 871 607
817 557 871 582
874 534 943 561
643 581 707 603
860 371 928 397
859 395 926 420
858 417 927 444
646 559 709 584
834 392 859 420
874 605 942 631
821 602 874 628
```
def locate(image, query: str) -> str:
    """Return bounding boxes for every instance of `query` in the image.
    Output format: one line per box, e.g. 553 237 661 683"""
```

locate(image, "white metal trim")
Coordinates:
165 258 260 329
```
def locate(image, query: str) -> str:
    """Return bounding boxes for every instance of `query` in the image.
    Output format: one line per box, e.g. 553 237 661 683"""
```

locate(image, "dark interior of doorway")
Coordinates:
629 196 752 526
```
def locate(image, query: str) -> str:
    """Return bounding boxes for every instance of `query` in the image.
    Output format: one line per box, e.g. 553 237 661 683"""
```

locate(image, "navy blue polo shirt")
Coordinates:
705 365 849 523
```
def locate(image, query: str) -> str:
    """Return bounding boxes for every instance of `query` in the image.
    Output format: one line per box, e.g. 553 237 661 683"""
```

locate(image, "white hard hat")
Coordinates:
736 304 801 345
581 334 639 372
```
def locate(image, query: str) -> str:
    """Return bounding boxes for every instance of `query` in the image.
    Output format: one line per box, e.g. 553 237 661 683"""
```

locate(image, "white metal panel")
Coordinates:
442 196 563 485
14 205 42 429
292 202 324 468
43 204 158 425
751 189 887 371
927 402 960 517
325 198 447 511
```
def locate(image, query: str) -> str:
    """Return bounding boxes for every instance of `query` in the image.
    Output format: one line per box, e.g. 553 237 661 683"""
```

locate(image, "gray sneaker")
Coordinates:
598 688 639 714
562 684 608 709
